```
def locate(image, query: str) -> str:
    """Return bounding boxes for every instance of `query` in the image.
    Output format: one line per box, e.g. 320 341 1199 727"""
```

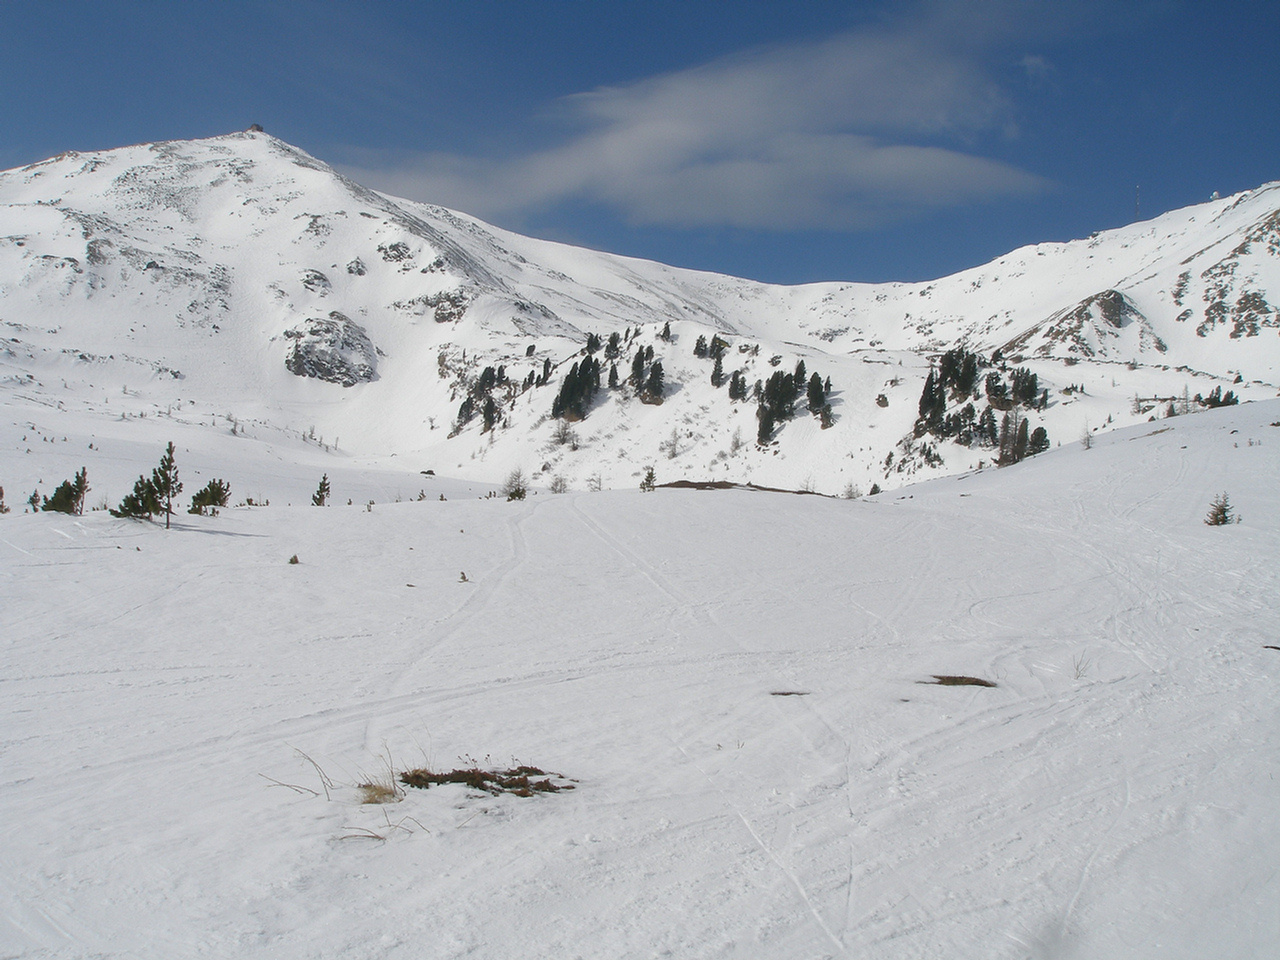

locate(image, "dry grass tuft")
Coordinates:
357 780 402 805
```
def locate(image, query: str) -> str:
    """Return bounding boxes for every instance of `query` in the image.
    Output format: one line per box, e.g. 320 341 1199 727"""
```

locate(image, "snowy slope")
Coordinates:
1 131 1278 499
2 399 1277 959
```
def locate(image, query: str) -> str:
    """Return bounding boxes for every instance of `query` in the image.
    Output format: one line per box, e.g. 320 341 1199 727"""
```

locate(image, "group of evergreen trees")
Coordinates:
754 360 833 442
1199 385 1239 408
536 328 671 423
914 347 1050 463
552 355 603 419
104 442 231 525
456 364 511 432
110 441 184 528
620 341 663 404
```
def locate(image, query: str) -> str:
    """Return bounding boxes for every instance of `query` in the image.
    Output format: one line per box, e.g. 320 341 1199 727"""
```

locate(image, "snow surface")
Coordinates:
3 397 1277 959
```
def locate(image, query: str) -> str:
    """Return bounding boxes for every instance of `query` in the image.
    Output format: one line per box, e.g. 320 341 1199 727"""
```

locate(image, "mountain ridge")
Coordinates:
1 131 1277 498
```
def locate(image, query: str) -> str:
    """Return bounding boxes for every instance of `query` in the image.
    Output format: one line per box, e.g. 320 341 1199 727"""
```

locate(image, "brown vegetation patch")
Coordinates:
920 675 997 687
399 764 575 797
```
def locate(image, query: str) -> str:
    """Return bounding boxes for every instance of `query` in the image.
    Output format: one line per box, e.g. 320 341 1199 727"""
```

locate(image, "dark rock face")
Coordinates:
283 312 378 386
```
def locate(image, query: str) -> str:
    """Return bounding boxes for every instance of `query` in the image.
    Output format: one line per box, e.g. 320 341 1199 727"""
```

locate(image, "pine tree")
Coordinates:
640 466 656 492
71 467 88 515
457 394 475 426
1204 492 1235 525
503 468 528 501
1010 367 1038 406
660 321 671 341
43 467 88 515
631 348 646 386
190 479 231 515
807 372 825 413
1027 426 1050 456
985 371 1008 403
997 412 1016 465
693 335 708 358
1013 417 1029 462
711 354 724 388
977 406 998 446
757 404 775 444
643 361 664 403
111 475 159 519
42 480 78 514
312 474 330 506
151 442 182 528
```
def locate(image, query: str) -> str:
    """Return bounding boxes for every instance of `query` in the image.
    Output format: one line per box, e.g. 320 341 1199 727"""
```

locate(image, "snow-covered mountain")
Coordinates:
2 130 1277 499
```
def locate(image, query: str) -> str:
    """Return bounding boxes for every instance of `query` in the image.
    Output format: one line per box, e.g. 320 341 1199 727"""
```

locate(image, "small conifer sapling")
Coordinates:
1204 492 1236 526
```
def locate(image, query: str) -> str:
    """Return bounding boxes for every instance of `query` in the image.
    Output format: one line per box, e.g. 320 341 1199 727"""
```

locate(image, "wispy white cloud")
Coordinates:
336 6 1051 231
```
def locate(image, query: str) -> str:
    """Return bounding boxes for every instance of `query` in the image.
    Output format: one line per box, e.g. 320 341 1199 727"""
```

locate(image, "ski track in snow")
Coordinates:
569 495 860 954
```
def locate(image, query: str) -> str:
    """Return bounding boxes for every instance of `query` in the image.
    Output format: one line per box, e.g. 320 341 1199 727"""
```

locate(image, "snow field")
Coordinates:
2 400 1277 958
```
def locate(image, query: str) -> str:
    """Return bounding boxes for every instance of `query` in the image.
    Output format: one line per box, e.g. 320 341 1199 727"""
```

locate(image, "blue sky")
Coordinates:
3 0 1277 284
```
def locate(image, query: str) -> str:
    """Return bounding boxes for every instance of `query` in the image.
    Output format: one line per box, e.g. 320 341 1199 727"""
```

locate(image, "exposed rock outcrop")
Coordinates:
283 312 378 386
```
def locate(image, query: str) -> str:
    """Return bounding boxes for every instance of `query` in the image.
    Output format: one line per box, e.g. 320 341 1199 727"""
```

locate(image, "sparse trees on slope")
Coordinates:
111 442 180 526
